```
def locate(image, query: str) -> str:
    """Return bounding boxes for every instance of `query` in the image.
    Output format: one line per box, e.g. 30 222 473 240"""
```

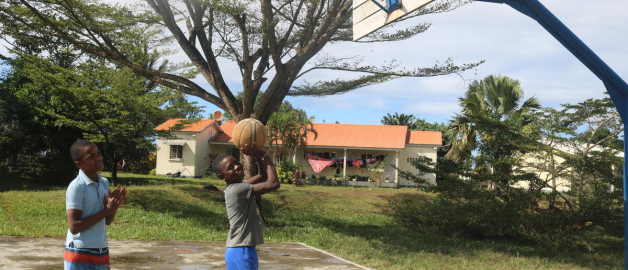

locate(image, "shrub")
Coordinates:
128 152 156 174
275 167 292 184
275 161 298 184
389 190 590 252
204 165 216 178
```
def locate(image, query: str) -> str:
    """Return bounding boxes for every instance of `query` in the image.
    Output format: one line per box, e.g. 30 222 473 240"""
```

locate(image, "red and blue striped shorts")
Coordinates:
64 246 110 270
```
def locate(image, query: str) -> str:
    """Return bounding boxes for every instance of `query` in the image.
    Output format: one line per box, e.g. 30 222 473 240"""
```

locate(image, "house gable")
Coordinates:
209 120 236 143
155 118 217 133
406 131 442 147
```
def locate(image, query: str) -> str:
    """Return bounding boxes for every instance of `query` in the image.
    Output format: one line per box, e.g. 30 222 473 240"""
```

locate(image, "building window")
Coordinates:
407 157 421 163
170 145 183 159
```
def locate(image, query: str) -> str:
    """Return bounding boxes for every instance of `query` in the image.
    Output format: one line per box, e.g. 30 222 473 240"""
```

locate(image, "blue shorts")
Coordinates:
225 246 258 270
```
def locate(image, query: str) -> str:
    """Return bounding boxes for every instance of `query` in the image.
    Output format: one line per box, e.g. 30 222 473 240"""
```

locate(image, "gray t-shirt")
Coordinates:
224 181 264 247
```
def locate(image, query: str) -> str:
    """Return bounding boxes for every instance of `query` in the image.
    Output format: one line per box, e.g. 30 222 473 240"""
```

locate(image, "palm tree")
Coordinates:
446 75 541 165
266 103 317 162
381 112 416 129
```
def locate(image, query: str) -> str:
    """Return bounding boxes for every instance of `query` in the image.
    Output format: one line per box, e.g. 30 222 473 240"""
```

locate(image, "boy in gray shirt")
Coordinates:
212 145 280 270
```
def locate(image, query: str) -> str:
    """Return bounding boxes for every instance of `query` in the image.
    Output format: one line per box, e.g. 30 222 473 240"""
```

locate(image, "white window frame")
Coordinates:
170 145 183 160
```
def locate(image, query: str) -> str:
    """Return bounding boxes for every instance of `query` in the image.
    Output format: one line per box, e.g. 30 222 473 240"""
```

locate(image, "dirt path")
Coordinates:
0 237 372 270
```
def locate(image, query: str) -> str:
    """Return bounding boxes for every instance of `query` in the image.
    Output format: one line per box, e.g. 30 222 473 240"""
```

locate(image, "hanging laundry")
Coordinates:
308 158 335 173
352 159 363 167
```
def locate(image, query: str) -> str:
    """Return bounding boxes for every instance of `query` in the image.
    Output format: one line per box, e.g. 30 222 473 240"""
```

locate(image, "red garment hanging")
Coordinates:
352 159 363 167
308 159 335 173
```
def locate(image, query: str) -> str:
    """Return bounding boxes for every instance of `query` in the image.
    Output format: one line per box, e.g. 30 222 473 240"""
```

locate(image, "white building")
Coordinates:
155 119 442 186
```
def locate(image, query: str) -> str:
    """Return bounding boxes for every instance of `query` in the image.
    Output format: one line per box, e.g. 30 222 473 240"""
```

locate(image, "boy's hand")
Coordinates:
240 143 267 158
103 185 127 214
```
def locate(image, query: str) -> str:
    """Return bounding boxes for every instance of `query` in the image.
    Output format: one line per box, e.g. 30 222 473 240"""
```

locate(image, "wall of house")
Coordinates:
514 154 572 192
192 125 219 177
398 146 438 186
155 133 197 177
208 143 241 168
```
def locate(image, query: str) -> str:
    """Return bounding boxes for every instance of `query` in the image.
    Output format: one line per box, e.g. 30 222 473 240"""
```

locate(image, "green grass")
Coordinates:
0 172 623 269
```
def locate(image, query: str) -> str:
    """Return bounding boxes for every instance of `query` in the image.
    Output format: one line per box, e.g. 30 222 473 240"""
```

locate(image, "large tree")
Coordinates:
529 96 623 207
12 53 203 184
0 54 84 184
446 75 541 189
1 0 480 121
0 0 481 174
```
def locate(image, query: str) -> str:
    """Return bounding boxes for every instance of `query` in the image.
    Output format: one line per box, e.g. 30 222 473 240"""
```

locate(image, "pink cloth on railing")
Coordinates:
352 159 363 167
308 159 335 173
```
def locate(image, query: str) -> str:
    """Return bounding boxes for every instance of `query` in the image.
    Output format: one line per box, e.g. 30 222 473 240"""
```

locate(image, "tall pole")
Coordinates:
625 126 628 269
343 149 347 180
395 151 399 188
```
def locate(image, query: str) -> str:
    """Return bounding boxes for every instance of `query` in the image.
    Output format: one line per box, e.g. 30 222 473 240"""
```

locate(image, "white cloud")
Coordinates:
4 0 627 126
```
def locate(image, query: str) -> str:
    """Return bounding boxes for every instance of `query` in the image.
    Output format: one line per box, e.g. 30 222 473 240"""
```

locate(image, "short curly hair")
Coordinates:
211 154 229 176
70 140 94 162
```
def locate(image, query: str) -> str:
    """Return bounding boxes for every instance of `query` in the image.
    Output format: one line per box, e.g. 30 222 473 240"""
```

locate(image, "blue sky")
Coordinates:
3 0 626 126
190 0 628 125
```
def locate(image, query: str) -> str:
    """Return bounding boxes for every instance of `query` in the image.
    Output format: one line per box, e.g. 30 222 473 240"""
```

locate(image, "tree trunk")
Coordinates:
110 162 118 186
241 153 256 179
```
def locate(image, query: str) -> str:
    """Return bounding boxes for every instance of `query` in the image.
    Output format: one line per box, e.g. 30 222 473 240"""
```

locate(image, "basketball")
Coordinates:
232 118 267 150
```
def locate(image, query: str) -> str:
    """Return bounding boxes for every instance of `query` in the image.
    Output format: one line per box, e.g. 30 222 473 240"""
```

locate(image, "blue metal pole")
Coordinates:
625 128 628 270
474 0 628 268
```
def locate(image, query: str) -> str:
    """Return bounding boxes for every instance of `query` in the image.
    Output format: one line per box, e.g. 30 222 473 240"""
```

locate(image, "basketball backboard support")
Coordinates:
352 0 436 41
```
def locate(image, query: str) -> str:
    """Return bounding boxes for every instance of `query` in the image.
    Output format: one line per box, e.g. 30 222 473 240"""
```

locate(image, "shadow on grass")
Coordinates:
115 176 202 187
175 185 226 205
262 191 622 269
0 173 65 192
126 188 229 231
0 172 210 192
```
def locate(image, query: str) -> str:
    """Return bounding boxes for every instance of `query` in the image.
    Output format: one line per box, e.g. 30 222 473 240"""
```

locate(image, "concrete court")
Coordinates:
0 237 372 270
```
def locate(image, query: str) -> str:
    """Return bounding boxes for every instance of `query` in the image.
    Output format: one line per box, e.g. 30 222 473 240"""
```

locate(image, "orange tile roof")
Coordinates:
306 123 408 149
155 118 216 133
212 120 236 142
209 120 442 148
406 131 442 146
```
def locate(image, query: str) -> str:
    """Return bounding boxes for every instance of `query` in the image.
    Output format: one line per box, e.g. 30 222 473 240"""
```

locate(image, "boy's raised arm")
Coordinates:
251 154 280 196
241 145 280 196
